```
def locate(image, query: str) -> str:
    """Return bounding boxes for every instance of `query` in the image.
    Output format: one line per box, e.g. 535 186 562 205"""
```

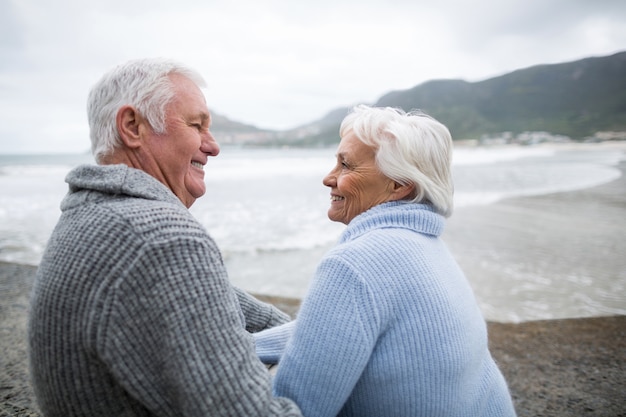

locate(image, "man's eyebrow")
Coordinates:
197 112 210 125
188 112 209 121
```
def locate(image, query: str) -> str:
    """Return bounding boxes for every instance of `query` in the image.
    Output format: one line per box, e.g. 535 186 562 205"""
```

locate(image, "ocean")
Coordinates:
1 144 624 322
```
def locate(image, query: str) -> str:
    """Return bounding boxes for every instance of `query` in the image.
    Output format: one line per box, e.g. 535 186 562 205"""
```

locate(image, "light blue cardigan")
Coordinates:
254 201 516 417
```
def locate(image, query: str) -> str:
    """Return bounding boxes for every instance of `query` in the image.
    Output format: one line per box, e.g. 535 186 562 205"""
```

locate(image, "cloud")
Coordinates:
1 0 625 153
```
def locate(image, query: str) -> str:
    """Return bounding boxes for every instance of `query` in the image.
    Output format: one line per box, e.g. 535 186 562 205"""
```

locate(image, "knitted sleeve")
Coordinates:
234 287 292 332
95 236 302 417
272 254 379 417
253 321 297 364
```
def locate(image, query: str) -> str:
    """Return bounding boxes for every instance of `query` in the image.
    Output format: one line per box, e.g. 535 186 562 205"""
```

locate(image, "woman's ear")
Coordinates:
392 181 416 201
116 105 142 149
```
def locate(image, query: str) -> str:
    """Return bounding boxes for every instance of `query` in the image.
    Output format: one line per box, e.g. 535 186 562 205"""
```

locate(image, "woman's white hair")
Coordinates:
87 58 207 163
340 104 454 217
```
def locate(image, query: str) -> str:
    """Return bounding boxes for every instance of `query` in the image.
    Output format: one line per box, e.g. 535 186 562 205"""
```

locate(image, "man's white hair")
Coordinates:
87 58 207 163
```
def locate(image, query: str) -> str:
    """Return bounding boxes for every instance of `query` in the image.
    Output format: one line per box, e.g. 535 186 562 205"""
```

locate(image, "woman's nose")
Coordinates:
323 168 336 187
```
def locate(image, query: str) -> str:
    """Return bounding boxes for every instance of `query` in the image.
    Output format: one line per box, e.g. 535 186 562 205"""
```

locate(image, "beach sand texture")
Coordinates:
1 152 625 416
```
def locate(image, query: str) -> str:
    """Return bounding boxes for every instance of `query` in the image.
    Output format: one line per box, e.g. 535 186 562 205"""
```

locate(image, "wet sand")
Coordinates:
443 159 626 322
2 153 625 416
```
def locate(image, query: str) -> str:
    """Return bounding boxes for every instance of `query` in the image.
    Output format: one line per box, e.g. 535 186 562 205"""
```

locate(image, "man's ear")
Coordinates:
116 105 142 149
392 181 416 201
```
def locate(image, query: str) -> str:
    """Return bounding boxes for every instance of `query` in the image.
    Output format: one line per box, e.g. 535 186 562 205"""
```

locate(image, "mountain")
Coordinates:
208 112 278 145
208 106 353 147
213 51 626 146
375 51 626 141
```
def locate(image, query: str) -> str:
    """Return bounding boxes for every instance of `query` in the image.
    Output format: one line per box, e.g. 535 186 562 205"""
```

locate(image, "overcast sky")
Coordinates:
1 0 625 154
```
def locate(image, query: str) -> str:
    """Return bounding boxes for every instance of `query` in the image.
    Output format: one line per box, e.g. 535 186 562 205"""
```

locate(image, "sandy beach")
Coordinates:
1 144 625 416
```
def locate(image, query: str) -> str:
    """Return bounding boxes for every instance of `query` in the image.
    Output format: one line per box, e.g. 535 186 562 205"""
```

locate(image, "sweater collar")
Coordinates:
339 201 444 243
61 164 184 210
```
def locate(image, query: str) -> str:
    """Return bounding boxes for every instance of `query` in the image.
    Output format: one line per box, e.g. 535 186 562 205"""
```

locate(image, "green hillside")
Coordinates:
267 51 626 147
375 51 626 140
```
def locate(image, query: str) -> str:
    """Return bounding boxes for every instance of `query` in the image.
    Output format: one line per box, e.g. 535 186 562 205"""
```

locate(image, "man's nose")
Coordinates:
202 131 220 156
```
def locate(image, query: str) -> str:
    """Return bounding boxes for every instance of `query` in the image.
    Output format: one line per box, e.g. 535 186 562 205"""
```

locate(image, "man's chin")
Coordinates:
186 178 206 198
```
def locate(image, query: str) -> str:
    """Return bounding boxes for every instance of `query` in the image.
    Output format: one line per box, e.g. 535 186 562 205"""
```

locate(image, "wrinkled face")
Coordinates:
141 74 220 207
322 132 397 224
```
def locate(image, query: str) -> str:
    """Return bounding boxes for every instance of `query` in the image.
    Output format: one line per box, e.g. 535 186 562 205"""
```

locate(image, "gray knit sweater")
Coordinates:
28 164 302 417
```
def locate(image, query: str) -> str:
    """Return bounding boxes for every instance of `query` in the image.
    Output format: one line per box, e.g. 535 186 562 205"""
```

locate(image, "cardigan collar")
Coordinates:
61 164 184 211
339 201 444 244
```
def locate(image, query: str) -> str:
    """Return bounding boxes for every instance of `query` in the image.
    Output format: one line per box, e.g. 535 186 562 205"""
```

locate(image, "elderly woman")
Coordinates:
254 105 516 417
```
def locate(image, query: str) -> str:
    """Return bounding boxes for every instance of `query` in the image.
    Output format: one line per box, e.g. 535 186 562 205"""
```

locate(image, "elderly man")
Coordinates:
28 58 302 417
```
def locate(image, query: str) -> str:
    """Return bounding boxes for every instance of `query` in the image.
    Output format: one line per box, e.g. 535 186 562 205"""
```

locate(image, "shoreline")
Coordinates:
442 158 626 322
1 263 624 416
225 154 626 323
